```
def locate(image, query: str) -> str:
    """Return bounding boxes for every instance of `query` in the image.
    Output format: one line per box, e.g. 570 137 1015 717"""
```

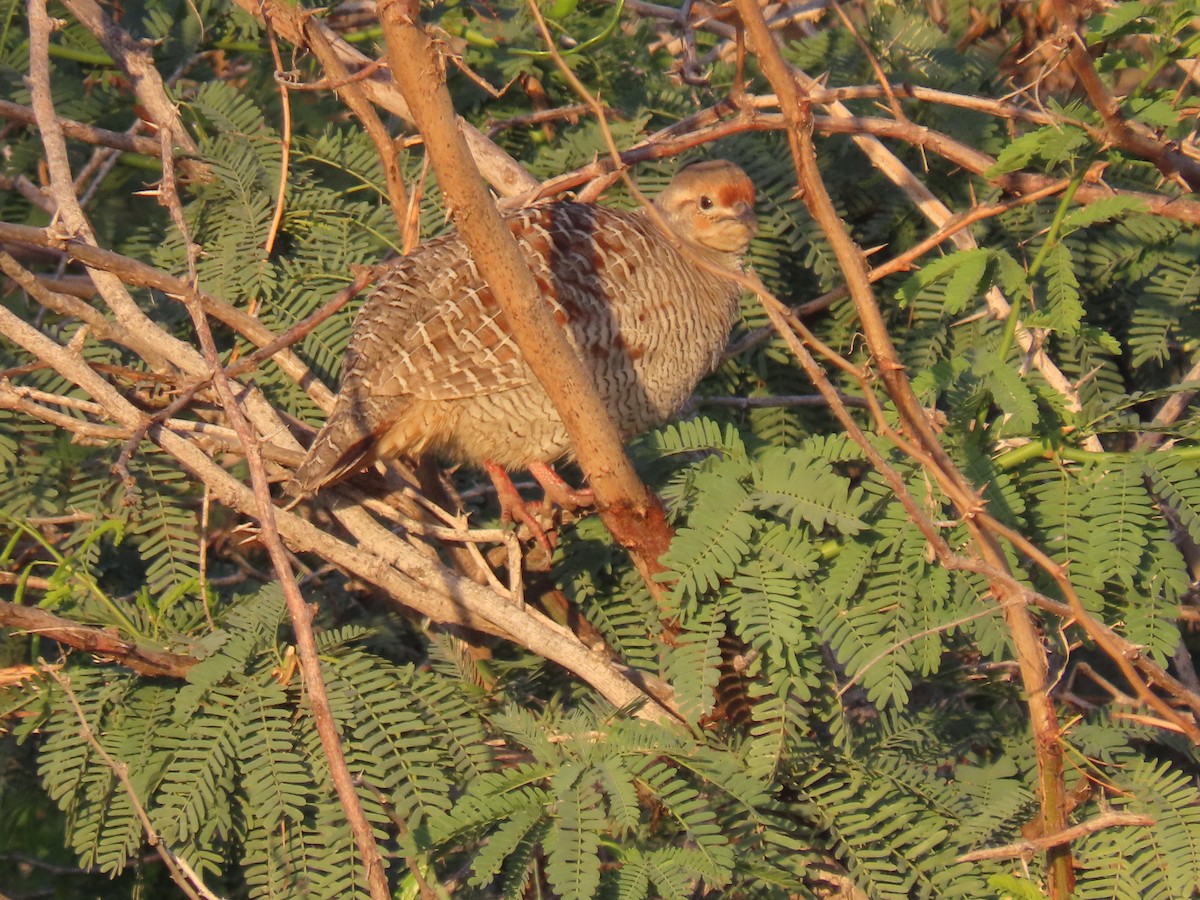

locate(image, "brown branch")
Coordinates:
785 63 1097 431
957 812 1155 863
487 104 590 138
28 1 311 460
0 221 337 411
0 250 139 347
725 176 1072 360
0 380 304 468
230 0 537 198
154 122 390 899
697 393 868 409
25 6 301 500
764 83 1103 148
752 283 959 568
0 98 162 156
604 0 738 38
374 0 675 577
0 600 196 678
830 1 904 122
110 264 376 477
262 18 294 258
0 172 55 216
730 2 1075 895
512 103 1200 227
983 512 1200 737
356 775 438 900
299 14 411 232
1050 0 1200 192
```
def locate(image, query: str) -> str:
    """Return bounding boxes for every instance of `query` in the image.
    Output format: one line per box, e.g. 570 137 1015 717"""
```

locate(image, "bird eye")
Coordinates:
699 196 714 210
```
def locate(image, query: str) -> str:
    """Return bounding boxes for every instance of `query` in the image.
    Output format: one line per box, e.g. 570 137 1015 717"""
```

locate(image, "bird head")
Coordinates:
653 160 758 257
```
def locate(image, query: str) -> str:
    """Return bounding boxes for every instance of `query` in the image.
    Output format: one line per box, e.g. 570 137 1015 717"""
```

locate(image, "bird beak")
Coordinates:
730 201 757 231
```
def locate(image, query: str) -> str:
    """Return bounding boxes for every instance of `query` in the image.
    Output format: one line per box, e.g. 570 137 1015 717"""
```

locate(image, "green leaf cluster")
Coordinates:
3 0 1200 897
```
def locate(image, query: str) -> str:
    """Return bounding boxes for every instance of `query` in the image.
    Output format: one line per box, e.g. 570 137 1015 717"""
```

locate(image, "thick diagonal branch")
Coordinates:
374 0 675 577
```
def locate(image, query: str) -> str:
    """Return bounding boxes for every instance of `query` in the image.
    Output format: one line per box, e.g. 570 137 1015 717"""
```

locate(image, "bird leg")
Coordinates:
528 461 595 511
484 460 556 552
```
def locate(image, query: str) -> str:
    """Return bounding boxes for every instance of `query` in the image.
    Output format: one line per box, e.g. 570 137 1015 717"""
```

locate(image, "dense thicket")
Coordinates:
2 1 1200 898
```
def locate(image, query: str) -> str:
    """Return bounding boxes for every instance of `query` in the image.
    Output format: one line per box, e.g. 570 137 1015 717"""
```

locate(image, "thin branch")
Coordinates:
0 221 337 411
48 668 220 900
0 172 55 215
21 4 315 480
729 2 1075 894
262 16 294 257
0 249 138 347
756 64 1096 429
487 103 589 138
299 13 411 231
957 812 1155 863
830 1 903 121
153 116 391 900
0 600 197 678
1050 0 1200 192
983 512 1200 738
836 605 1002 697
507 102 1200 227
0 380 304 468
697 393 868 409
810 112 1200 226
725 176 1071 361
0 98 162 156
26 4 298 483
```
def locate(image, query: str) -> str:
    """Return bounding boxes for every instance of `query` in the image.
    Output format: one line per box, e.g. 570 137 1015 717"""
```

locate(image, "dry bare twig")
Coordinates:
957 812 1156 863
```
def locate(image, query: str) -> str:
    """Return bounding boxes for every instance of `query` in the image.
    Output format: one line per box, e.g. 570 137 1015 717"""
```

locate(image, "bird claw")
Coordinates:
484 461 557 553
529 461 594 511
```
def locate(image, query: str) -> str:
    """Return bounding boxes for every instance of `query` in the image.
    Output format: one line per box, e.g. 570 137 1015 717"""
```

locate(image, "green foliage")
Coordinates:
3 0 1200 897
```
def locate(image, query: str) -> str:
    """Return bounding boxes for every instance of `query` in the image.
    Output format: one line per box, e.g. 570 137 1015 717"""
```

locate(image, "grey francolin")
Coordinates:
289 160 757 498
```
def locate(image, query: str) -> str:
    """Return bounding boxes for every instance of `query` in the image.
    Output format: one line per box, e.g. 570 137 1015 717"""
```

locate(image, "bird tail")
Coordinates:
287 396 395 497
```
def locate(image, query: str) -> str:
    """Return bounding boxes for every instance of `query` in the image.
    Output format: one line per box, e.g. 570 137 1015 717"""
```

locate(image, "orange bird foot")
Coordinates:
529 462 595 511
484 461 557 553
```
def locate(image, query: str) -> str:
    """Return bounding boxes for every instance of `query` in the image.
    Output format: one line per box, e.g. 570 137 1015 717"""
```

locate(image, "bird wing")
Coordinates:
353 203 658 402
